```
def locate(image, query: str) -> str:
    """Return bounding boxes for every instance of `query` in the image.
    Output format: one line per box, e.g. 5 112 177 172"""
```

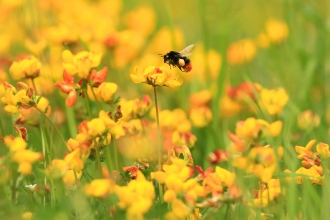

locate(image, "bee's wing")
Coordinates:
179 44 195 57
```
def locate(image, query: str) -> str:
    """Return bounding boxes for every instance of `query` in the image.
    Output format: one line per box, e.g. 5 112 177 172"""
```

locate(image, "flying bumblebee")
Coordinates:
160 44 195 72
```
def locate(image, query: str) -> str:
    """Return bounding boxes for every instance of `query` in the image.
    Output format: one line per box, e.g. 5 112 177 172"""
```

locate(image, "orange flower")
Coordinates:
227 39 257 65
54 71 79 107
88 66 108 87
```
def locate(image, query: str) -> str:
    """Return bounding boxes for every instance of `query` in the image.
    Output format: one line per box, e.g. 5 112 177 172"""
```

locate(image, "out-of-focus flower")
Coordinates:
44 25 78 44
219 95 242 117
85 179 116 198
64 148 84 172
295 166 323 185
152 159 205 219
9 56 41 80
265 19 289 44
189 90 212 107
125 7 156 37
131 66 182 88
187 46 222 81
87 82 118 103
12 149 44 175
189 106 212 128
316 142 330 158
227 39 257 65
152 27 184 55
115 171 155 220
297 110 320 130
256 33 270 48
119 95 152 121
295 140 316 160
208 150 229 164
227 82 262 101
22 212 33 220
45 159 69 179
63 170 82 185
245 146 278 182
259 87 288 115
252 179 281 207
0 34 11 54
24 38 47 55
235 118 262 140
256 119 283 137
62 50 102 78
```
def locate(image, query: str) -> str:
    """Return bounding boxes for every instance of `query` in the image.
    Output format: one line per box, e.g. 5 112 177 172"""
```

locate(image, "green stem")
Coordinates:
93 141 102 178
105 135 113 172
87 81 102 112
39 120 50 206
36 107 68 151
112 136 119 171
84 90 92 119
31 78 38 93
73 170 79 186
153 86 163 203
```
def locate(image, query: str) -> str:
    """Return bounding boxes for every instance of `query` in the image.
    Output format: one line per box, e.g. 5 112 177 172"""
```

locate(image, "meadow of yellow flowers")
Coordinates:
0 0 329 219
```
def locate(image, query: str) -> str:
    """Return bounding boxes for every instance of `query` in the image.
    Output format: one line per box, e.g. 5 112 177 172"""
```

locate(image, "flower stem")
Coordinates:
105 135 114 172
83 89 102 178
36 107 68 151
112 136 119 172
153 86 163 203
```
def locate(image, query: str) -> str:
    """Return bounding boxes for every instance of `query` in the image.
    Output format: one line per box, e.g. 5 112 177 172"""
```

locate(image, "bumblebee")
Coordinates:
160 44 195 72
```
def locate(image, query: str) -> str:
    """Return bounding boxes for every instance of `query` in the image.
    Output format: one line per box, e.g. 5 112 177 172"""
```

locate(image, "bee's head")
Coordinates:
159 54 169 63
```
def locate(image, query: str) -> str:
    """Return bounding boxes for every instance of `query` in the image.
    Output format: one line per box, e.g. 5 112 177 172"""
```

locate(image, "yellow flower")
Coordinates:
84 179 116 197
256 119 283 137
87 118 106 137
45 159 69 179
22 212 33 220
189 90 212 107
62 50 102 78
12 150 44 175
265 19 289 44
24 38 47 55
125 7 156 37
64 148 84 171
316 142 330 158
215 166 236 187
63 170 82 185
226 39 257 65
256 33 270 48
115 171 155 220
259 87 288 115
297 110 320 130
295 166 323 185
235 118 262 140
87 82 118 103
131 66 182 88
219 95 242 117
9 56 41 80
189 106 212 128
295 140 316 159
1 87 32 114
3 136 27 152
